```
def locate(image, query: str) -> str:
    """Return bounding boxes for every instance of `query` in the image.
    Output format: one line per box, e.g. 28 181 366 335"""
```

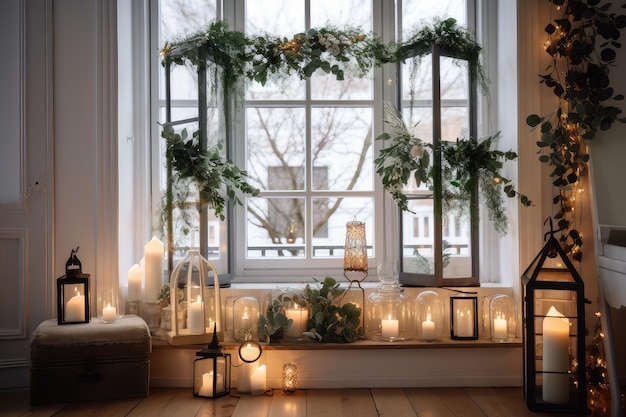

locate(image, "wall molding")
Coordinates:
0 229 28 340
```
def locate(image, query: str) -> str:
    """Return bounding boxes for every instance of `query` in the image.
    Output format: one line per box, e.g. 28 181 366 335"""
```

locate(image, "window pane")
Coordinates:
402 0 466 37
246 0 304 36
311 107 373 191
246 107 306 191
311 197 373 259
402 199 434 274
310 0 372 29
247 197 306 258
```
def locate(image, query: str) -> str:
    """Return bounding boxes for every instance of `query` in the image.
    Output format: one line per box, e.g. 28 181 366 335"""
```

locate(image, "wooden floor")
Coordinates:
1 387 618 417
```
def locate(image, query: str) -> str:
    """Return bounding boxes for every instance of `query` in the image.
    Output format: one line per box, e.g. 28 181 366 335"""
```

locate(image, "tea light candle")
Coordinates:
493 314 507 339
65 290 85 322
127 264 142 301
421 313 436 340
188 295 205 334
542 306 570 404
103 303 116 322
250 364 267 395
381 314 399 338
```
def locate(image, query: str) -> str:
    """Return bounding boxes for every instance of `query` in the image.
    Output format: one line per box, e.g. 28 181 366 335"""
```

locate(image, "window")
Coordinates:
155 0 492 283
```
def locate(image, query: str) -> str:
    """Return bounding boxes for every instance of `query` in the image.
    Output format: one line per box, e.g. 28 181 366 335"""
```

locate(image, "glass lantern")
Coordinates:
366 261 413 341
415 290 444 341
489 294 516 342
450 296 478 340
522 225 587 413
167 250 223 345
193 328 231 399
225 296 260 342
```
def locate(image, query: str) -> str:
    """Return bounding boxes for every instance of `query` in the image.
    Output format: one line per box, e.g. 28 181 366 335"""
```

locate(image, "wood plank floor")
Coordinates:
0 387 617 417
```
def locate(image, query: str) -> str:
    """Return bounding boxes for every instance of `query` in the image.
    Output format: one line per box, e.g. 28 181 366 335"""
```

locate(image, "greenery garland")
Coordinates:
375 102 531 236
159 18 525 237
526 0 626 260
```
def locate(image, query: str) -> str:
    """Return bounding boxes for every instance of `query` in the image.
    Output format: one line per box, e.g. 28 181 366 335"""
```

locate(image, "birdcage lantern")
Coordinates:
167 250 222 345
521 221 587 413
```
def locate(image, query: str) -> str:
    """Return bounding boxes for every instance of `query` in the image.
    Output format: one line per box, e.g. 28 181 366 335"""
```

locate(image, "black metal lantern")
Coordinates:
521 221 587 413
57 247 90 325
193 326 231 399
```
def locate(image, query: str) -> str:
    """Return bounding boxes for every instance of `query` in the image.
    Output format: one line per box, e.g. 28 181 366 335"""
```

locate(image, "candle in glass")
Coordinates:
103 303 116 322
421 312 436 340
455 309 473 338
381 314 399 338
493 314 507 339
285 304 308 338
65 288 85 322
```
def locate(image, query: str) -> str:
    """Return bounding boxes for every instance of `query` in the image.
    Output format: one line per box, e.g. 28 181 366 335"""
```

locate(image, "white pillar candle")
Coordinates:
188 295 205 334
127 264 142 301
143 237 164 302
381 314 399 338
421 313 436 340
285 304 308 338
250 364 267 395
102 303 116 322
493 314 507 339
65 290 85 322
237 362 255 393
542 306 571 404
198 372 223 397
455 309 473 338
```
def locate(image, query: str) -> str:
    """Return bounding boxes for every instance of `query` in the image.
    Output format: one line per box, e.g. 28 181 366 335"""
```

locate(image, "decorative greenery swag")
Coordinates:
160 18 526 235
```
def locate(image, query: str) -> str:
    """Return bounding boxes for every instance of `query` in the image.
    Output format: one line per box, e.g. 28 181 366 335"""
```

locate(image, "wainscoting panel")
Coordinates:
0 230 27 339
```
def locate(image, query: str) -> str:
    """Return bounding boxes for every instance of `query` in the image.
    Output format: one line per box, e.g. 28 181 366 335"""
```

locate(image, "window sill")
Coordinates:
152 337 522 350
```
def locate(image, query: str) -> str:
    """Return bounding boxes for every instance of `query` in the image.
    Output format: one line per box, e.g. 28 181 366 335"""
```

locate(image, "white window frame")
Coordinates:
139 0 522 286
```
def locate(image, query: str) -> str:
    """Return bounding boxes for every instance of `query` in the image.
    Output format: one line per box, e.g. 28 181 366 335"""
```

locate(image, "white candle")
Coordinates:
65 290 85 322
103 303 116 322
542 306 570 404
127 264 142 301
381 314 399 338
143 237 164 302
285 304 308 338
250 364 267 395
240 343 261 362
421 313 436 340
455 309 473 338
198 372 224 397
188 295 205 334
493 314 507 339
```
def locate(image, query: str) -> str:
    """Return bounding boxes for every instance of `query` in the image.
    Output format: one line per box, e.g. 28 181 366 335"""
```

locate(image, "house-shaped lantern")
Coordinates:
57 247 90 325
521 223 587 413
167 250 222 345
193 325 231 399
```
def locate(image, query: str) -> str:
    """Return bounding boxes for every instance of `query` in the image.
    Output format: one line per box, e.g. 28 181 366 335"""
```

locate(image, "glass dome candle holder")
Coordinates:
225 296 260 342
489 294 516 342
415 290 444 341
366 261 413 341
166 250 222 345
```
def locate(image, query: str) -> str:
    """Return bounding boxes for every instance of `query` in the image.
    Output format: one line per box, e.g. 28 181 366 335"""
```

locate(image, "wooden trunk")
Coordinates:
30 315 151 405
